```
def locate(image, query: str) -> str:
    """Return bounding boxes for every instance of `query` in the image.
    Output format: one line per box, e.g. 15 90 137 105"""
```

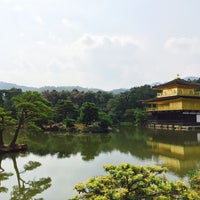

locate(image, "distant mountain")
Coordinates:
38 86 102 93
0 81 38 91
150 82 161 87
109 88 128 94
150 76 199 87
184 76 199 81
0 81 126 94
0 81 104 92
0 76 199 95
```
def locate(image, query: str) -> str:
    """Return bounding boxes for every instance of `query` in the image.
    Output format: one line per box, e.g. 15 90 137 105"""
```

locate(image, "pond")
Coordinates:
0 126 200 199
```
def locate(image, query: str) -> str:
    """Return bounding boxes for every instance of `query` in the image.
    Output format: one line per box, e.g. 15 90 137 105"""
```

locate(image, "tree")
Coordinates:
9 91 52 148
0 88 22 118
79 102 99 126
133 108 147 126
95 91 113 110
106 85 156 124
83 91 96 103
0 108 15 148
65 117 75 128
55 99 78 122
107 94 127 123
10 157 51 200
98 111 112 130
123 109 135 122
71 163 199 200
41 90 60 106
0 155 51 199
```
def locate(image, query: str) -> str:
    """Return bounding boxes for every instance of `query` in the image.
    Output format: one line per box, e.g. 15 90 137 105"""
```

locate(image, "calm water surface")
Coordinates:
0 127 200 200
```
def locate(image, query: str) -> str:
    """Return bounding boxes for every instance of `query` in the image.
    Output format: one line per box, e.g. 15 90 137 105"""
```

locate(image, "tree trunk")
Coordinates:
0 157 4 172
11 155 21 188
0 130 4 148
9 110 24 148
9 121 22 148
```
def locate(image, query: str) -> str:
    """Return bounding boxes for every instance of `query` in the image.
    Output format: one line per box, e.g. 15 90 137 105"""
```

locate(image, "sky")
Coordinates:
0 0 200 90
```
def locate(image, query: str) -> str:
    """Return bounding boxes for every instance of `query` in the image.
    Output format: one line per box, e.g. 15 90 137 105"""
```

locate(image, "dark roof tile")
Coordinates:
153 78 200 89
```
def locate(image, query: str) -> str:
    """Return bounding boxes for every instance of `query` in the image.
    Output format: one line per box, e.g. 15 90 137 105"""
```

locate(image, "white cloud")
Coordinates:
0 1 199 89
76 35 140 81
61 18 79 31
0 33 145 89
33 15 44 25
164 37 200 55
73 34 143 50
69 34 144 67
13 4 24 12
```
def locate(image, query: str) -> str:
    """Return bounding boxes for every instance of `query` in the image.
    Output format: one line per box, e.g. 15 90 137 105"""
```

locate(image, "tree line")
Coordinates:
0 77 199 149
43 84 157 125
1 85 156 125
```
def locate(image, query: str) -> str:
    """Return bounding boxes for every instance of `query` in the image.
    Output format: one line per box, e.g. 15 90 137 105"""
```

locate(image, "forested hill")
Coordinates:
0 81 128 94
0 76 199 94
0 81 38 91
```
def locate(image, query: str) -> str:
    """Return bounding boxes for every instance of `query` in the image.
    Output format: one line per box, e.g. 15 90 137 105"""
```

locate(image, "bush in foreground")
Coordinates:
189 169 200 196
71 163 199 200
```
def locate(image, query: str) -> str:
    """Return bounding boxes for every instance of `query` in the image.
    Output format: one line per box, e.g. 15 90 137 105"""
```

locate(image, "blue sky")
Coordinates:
0 0 200 90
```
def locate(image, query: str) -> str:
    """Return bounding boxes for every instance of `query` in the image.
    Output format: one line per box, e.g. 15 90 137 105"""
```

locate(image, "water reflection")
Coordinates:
5 128 200 177
147 130 200 177
26 127 151 161
0 157 12 193
2 127 200 199
0 154 51 200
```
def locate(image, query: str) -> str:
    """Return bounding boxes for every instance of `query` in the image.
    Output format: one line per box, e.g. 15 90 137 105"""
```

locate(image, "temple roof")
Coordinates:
153 78 200 90
144 95 200 104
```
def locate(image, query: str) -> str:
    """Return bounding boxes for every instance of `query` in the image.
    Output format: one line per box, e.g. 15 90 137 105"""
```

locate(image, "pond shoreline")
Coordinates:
0 144 27 154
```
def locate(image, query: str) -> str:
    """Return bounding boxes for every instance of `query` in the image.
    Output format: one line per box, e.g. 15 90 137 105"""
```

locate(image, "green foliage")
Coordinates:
0 107 15 132
10 177 51 200
0 83 157 135
54 99 78 123
98 111 112 130
12 94 49 130
79 102 99 126
13 91 52 121
10 91 53 147
10 159 51 200
65 117 75 128
119 121 133 126
0 107 16 147
71 163 199 200
39 85 156 127
189 169 200 196
107 94 128 123
0 171 13 193
123 109 135 122
0 172 13 181
0 88 22 116
0 156 51 199
107 85 156 124
133 108 147 126
25 122 43 133
23 161 41 171
0 186 8 193
122 108 147 126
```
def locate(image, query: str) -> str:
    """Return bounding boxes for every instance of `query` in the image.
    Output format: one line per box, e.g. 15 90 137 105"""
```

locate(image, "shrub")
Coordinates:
71 163 200 200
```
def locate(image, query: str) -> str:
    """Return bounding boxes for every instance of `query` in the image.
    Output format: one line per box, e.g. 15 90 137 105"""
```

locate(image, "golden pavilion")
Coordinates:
145 76 200 130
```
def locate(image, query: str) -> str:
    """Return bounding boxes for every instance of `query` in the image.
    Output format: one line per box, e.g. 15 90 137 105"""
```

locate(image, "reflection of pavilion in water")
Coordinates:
147 132 200 177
